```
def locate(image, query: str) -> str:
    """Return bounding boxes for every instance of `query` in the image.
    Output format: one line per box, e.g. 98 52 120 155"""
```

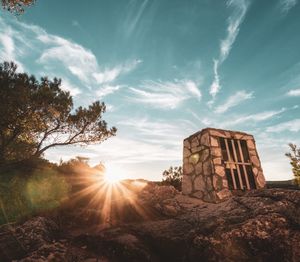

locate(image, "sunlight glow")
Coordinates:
65 163 151 230
103 164 126 185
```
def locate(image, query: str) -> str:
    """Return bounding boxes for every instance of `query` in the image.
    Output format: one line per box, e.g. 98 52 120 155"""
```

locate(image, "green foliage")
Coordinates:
285 143 300 185
161 166 182 191
0 157 104 225
0 162 68 224
1 0 35 15
0 61 117 167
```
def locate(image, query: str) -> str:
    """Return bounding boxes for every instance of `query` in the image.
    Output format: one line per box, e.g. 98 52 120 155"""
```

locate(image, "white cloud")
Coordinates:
118 117 189 144
287 88 300 96
0 22 24 71
129 80 201 109
279 0 298 13
0 33 14 60
38 35 141 85
105 104 115 112
124 0 150 37
96 85 122 98
60 79 81 96
93 59 141 84
210 60 221 97
0 16 140 95
210 0 249 97
266 119 300 132
88 136 181 164
223 108 286 127
215 90 253 113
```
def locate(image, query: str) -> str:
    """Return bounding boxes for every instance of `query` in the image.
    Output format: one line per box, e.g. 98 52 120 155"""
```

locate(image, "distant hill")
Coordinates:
266 180 299 190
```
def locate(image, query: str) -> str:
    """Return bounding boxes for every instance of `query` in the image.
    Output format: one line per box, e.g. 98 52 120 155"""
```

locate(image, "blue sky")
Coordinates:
0 0 300 181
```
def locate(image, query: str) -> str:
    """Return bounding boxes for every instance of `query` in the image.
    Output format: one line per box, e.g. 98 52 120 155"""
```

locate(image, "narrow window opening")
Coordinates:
219 137 256 190
219 137 228 161
225 168 233 190
240 140 250 162
246 165 256 189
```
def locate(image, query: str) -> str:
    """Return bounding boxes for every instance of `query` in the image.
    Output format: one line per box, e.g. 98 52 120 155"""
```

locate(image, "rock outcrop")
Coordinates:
0 188 299 261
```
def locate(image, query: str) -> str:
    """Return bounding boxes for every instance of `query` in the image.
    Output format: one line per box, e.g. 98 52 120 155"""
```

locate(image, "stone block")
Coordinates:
194 176 206 191
213 157 222 165
242 135 254 140
183 163 194 175
215 165 225 177
216 189 231 200
213 175 223 191
191 137 199 147
183 139 191 149
199 149 210 162
200 132 210 146
249 150 257 156
195 162 203 174
183 157 189 165
233 133 244 140
247 139 255 150
253 167 258 176
203 160 212 175
183 147 191 158
257 172 266 188
205 178 213 191
192 191 204 199
182 175 192 195
209 129 226 137
211 147 221 157
189 153 200 165
250 156 260 167
222 179 228 188
191 145 204 153
210 136 219 147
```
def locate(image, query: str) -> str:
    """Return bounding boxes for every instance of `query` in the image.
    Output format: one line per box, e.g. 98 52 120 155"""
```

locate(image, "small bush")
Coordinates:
161 166 182 191
285 143 300 186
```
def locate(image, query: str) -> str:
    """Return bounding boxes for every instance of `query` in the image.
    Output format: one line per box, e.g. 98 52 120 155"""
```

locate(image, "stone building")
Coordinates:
182 128 266 203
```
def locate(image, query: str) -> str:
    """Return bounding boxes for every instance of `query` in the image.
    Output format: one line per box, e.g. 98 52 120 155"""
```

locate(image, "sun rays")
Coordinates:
65 164 150 229
103 164 126 185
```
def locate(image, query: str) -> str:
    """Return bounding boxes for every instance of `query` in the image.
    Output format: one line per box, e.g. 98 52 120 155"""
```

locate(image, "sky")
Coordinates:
0 0 300 181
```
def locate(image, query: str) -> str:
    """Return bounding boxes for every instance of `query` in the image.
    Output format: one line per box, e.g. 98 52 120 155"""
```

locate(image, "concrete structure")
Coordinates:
182 128 266 203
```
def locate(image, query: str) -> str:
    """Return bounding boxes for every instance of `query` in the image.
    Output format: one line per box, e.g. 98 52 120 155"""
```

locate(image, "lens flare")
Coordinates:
103 165 126 185
66 163 152 229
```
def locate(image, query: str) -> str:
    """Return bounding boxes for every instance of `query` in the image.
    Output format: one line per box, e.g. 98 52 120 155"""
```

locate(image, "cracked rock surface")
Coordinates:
0 188 299 261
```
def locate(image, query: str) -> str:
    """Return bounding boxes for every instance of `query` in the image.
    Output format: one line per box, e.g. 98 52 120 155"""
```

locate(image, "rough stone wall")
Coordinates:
182 128 266 203
182 130 217 202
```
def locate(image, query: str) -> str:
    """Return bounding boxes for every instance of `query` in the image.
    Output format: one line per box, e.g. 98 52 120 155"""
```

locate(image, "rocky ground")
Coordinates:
0 184 299 261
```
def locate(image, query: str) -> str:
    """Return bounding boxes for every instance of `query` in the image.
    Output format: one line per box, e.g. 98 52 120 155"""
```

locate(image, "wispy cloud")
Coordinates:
118 117 192 145
0 16 140 97
279 0 298 13
96 85 122 98
38 34 141 86
224 108 286 127
60 79 81 96
287 88 300 96
129 80 201 109
88 136 182 164
210 0 249 97
124 0 150 38
215 90 253 113
210 60 221 97
0 20 24 71
266 118 300 132
93 59 141 84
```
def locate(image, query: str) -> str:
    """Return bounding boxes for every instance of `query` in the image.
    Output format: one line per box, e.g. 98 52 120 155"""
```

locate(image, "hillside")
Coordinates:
0 184 299 262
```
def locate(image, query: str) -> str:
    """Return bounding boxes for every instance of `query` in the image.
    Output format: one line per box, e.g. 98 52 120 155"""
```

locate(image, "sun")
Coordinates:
103 164 126 185
104 172 121 184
